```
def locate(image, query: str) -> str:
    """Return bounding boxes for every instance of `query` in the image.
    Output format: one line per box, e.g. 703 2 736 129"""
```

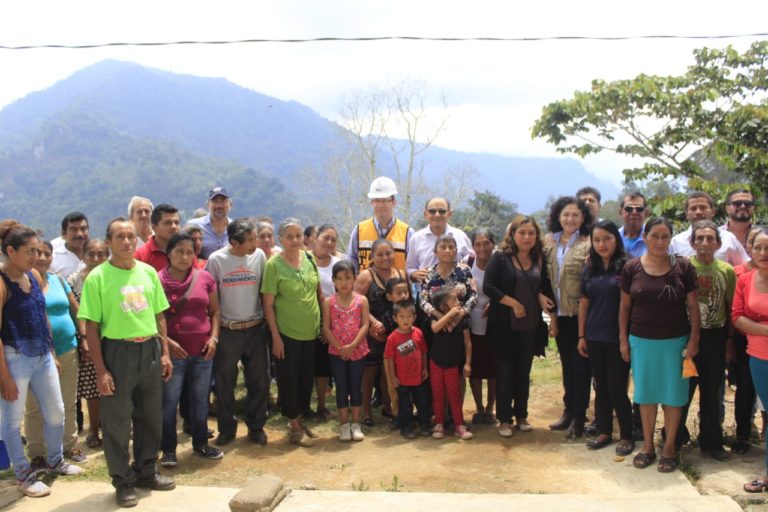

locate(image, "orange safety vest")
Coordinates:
357 218 409 272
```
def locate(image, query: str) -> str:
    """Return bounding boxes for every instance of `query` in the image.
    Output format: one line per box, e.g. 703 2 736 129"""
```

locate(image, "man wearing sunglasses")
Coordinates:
618 192 649 258
406 197 472 283
721 189 756 251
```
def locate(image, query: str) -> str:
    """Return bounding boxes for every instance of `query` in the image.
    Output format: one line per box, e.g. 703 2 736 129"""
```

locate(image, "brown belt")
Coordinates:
222 319 263 331
104 336 155 343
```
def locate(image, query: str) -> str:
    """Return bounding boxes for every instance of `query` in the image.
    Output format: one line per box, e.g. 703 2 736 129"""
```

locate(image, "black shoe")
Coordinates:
248 430 268 446
731 440 751 454
566 418 585 439
584 420 599 436
389 419 400 431
135 473 175 491
549 411 572 431
702 447 731 462
215 433 235 446
586 435 612 450
116 485 138 508
207 428 215 439
401 429 417 440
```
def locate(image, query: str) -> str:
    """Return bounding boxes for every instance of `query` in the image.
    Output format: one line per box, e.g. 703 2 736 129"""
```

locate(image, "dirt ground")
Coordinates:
155 352 758 495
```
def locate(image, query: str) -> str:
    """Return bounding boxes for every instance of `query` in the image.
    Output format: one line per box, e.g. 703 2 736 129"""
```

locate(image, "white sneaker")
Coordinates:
351 423 365 442
339 423 352 442
455 425 474 440
432 424 445 439
48 458 84 475
498 423 514 438
18 473 51 497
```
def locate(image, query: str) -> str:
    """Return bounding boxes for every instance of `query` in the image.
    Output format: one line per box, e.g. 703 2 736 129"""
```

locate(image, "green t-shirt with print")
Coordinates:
77 260 170 339
689 256 736 330
260 252 320 341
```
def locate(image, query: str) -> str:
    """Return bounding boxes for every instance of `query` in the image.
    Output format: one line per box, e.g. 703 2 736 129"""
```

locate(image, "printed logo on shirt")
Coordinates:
396 339 417 356
120 285 149 313
222 266 258 288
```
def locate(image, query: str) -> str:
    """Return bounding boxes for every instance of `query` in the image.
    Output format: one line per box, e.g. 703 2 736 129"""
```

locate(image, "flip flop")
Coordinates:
657 456 677 473
744 479 768 493
632 451 657 469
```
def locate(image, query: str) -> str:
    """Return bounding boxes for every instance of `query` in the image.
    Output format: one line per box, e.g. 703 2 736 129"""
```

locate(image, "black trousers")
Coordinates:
213 324 270 436
275 334 316 420
555 316 592 421
396 383 430 432
494 328 536 424
680 327 726 450
587 340 632 439
100 338 162 488
732 332 756 440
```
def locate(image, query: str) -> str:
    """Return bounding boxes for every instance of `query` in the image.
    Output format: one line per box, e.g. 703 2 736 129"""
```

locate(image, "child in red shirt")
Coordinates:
384 300 430 439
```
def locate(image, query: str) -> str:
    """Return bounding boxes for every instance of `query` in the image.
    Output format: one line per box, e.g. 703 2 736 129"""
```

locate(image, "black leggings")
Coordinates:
275 335 316 419
587 339 632 439
494 329 536 423
328 355 365 409
555 316 592 421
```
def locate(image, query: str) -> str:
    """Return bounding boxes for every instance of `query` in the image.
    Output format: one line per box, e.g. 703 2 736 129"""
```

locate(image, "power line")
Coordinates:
1 33 767 50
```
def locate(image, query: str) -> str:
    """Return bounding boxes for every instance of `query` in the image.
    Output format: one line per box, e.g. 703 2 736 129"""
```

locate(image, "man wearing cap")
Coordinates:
346 177 414 272
187 187 233 259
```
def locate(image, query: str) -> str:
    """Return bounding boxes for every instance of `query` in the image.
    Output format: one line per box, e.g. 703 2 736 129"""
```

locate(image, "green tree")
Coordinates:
452 190 518 241
532 41 768 194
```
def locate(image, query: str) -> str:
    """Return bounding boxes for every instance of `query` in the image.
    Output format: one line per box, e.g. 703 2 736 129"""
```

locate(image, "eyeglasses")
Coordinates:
623 206 645 213
729 200 755 208
427 208 448 215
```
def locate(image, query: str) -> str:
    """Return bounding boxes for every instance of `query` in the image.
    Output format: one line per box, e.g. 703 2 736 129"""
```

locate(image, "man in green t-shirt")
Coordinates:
78 217 174 508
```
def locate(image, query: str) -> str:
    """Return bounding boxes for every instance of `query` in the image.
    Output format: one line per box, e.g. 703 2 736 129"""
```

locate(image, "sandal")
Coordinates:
586 435 612 450
632 451 657 469
86 435 102 449
615 439 635 456
657 455 677 473
303 425 319 439
361 417 374 428
289 430 314 447
316 408 333 421
744 479 768 493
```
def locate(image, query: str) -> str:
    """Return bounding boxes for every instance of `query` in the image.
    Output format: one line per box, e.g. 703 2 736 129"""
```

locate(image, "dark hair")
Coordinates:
433 233 457 252
576 186 602 203
60 211 88 233
620 192 647 209
424 197 451 211
180 224 202 236
303 225 317 238
747 226 765 251
470 227 495 245
587 220 626 276
151 204 179 226
0 221 38 256
499 215 543 258
644 217 674 236
332 259 356 279
105 217 133 240
684 191 714 211
41 240 53 252
430 287 456 313
385 277 410 297
371 238 394 254
547 196 592 236
690 219 721 245
228 217 256 244
726 188 754 204
316 224 338 237
166 232 195 255
392 299 416 316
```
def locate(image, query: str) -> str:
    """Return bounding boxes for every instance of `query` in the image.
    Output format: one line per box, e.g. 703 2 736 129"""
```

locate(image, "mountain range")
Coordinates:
0 59 618 237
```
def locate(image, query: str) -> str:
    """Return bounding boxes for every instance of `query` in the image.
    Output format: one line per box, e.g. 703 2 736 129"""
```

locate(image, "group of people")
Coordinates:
2 177 768 506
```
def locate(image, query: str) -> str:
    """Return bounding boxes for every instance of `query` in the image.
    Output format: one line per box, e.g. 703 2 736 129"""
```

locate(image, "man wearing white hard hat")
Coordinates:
346 177 414 272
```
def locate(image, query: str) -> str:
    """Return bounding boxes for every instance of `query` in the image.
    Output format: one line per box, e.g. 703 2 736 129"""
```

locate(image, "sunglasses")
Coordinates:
427 208 448 215
729 200 755 208
623 206 645 213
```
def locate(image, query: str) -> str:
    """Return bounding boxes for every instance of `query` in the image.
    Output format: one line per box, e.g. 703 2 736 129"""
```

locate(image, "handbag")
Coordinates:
514 255 550 357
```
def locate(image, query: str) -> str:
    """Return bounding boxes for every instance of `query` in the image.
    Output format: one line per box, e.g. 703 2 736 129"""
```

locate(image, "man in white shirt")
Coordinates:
720 189 756 251
669 191 747 266
406 197 472 283
51 212 89 278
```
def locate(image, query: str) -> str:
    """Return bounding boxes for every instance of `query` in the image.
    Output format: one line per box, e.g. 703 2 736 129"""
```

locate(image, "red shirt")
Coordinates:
384 327 427 386
134 236 169 272
732 271 768 360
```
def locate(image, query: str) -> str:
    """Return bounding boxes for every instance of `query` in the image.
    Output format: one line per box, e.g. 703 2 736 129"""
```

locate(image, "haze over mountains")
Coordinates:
0 60 617 236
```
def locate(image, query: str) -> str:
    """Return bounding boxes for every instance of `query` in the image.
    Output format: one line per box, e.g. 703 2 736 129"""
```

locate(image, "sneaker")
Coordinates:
339 423 352 442
498 423 514 438
455 425 474 440
29 456 46 473
65 448 88 463
432 424 445 439
48 458 84 475
17 472 50 497
351 423 365 442
516 419 533 432
160 452 177 467
194 445 224 460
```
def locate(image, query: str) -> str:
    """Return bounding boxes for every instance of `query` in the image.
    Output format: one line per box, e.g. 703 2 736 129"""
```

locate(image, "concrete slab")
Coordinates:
3 482 239 512
277 490 742 512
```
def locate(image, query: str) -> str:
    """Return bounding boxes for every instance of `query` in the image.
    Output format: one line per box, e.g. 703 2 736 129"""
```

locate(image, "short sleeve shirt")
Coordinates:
430 318 469 368
260 252 321 341
580 266 622 344
78 261 170 339
384 327 427 386
689 256 736 329
620 257 698 339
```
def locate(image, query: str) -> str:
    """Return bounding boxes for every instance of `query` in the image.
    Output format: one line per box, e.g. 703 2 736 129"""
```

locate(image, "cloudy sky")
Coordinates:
0 1 766 186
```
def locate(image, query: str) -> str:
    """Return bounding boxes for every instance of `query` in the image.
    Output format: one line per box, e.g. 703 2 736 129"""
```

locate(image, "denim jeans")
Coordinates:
0 347 64 479
161 355 213 451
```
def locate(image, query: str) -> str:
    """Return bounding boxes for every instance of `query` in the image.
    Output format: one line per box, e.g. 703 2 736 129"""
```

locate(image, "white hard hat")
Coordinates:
368 177 398 199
